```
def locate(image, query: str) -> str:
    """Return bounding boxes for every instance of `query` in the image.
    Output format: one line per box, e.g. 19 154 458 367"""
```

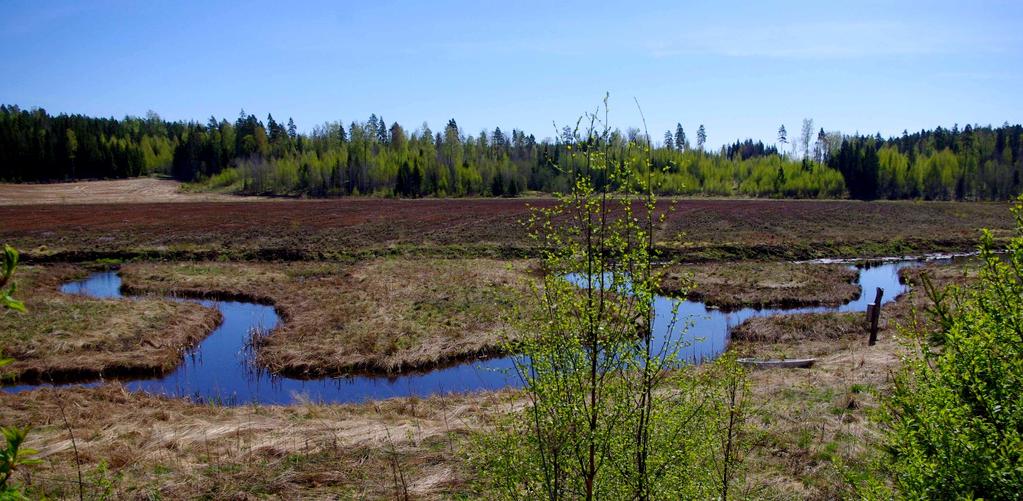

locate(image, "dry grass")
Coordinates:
0 385 515 499
659 261 859 309
0 265 220 383
0 178 268 205
119 259 535 376
729 262 976 499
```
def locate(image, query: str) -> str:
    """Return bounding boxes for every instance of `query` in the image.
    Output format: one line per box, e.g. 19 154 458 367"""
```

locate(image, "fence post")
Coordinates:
868 287 884 346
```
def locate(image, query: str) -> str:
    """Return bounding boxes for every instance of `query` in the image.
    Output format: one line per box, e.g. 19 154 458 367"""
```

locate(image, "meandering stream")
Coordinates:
3 257 956 404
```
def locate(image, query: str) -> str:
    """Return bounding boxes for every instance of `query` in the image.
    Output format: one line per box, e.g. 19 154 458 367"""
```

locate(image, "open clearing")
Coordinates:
0 198 1012 262
0 178 268 205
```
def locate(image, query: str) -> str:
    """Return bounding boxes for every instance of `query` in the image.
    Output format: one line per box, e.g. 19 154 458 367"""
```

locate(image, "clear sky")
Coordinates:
1 0 1021 147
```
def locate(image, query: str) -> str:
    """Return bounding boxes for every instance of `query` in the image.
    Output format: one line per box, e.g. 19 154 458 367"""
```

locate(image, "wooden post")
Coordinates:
868 287 884 346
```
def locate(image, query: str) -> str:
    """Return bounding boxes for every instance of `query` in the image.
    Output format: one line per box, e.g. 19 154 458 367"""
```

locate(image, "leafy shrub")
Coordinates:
468 104 751 499
0 427 41 499
879 197 1023 499
0 245 39 500
0 245 23 313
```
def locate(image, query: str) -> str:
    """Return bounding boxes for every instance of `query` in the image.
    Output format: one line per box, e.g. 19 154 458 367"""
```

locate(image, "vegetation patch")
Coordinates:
0 265 220 383
0 199 1011 264
730 262 975 360
0 385 511 499
119 258 535 376
0 261 987 499
659 261 859 309
726 262 976 498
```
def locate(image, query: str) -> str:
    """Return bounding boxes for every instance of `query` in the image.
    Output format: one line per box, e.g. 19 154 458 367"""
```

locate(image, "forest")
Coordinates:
1 104 1020 200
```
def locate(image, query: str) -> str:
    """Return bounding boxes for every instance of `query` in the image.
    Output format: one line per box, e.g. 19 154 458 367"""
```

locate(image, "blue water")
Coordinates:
2 259 944 405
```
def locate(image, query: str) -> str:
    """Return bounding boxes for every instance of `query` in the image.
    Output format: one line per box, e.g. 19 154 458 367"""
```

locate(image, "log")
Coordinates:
737 357 816 369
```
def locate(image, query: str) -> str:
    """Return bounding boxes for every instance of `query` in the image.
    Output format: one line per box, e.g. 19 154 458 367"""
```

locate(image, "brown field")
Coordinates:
0 262 975 499
0 178 266 205
0 198 1012 262
0 265 220 383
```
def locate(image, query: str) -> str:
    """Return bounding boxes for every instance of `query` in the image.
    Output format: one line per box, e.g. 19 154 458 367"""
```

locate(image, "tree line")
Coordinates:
1 104 1020 200
829 124 1023 200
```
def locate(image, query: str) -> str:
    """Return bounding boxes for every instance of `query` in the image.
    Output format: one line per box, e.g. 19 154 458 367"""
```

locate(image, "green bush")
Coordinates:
468 105 751 499
0 244 39 500
0 244 23 313
879 197 1023 499
0 426 41 499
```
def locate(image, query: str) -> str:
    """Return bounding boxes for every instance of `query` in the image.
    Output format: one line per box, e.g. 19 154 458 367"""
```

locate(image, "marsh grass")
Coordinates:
120 258 536 376
0 265 220 382
659 261 859 309
727 262 977 499
0 385 511 499
0 256 979 499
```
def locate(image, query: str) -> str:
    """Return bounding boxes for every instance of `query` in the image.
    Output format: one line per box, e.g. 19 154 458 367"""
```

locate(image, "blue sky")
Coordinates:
1 0 1021 147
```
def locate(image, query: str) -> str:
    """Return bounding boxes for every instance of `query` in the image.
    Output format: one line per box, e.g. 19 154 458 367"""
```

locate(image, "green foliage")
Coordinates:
0 106 168 180
830 136 881 199
0 245 24 313
4 104 1018 200
86 460 118 501
469 103 751 499
0 244 23 376
878 197 1023 499
0 245 38 500
0 426 42 499
836 124 1023 200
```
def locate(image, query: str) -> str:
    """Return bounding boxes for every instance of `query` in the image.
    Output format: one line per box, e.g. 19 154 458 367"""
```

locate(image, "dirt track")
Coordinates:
0 178 267 205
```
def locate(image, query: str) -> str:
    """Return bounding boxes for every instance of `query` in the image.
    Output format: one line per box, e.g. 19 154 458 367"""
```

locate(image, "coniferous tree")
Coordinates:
675 123 687 151
377 116 389 144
